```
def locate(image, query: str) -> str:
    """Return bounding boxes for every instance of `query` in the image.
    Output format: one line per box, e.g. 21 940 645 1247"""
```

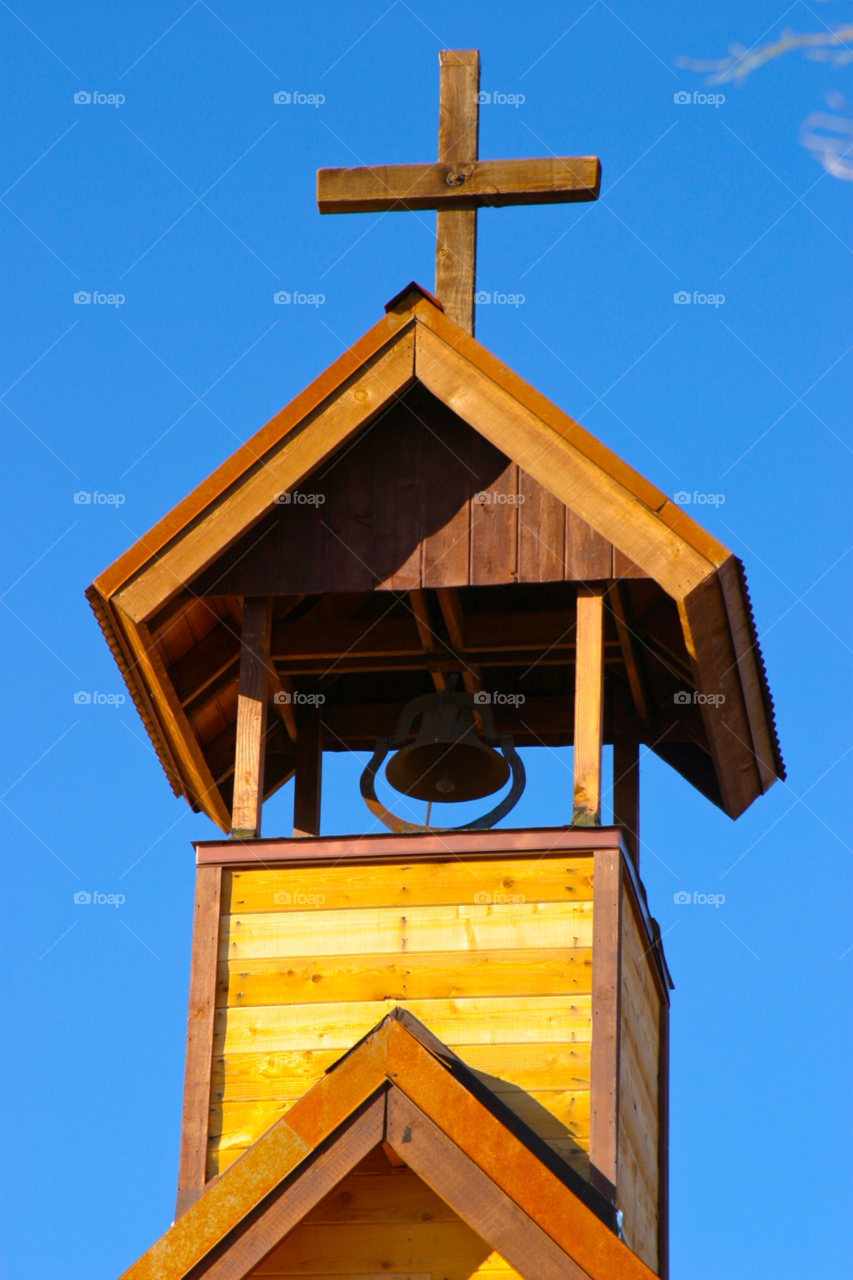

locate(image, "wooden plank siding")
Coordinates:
192 832 670 1276
617 874 663 1273
208 853 596 1182
190 386 646 597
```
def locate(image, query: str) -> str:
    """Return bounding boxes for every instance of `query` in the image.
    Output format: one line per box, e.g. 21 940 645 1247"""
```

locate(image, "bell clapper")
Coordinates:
425 801 432 829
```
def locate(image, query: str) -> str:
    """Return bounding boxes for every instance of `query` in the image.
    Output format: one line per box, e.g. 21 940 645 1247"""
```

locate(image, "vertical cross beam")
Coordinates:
231 597 272 838
293 702 323 837
573 584 605 825
435 49 479 335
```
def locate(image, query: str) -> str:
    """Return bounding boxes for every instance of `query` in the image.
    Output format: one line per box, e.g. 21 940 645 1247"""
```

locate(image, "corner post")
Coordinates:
573 583 605 825
435 50 479 335
231 596 273 838
293 702 323 837
175 863 221 1217
589 843 622 1204
613 736 640 870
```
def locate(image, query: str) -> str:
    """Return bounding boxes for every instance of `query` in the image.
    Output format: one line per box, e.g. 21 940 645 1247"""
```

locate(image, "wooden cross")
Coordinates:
317 50 601 334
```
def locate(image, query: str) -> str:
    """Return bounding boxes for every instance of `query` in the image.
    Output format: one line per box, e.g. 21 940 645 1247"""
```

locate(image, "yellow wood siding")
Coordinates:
210 855 594 1180
248 1152 521 1278
617 883 661 1272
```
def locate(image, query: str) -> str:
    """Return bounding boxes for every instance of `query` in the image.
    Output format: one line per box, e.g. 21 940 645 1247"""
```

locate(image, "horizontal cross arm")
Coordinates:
318 156 601 214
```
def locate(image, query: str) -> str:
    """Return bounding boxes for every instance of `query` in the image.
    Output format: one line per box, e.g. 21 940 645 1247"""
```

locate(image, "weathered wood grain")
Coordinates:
573 585 605 824
218 900 594 960
214 994 592 1055
176 865 222 1217
318 156 601 213
231 597 272 836
222 857 594 913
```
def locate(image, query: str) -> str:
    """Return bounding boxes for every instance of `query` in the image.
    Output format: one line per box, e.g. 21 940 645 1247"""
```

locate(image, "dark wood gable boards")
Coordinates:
90 45 785 1280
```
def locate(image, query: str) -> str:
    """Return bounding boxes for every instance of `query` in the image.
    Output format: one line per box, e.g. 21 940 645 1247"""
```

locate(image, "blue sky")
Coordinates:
1 3 851 1277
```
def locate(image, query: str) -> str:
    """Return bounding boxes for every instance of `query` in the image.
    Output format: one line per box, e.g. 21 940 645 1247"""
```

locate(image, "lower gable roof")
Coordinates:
119 1010 657 1280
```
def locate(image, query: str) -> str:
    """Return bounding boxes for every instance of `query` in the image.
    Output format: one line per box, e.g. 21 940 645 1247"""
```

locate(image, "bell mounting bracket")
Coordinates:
359 691 526 834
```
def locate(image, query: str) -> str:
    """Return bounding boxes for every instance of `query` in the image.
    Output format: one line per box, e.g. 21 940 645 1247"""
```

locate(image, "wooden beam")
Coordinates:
589 845 622 1203
231 597 272 837
266 665 297 742
385 1087 587 1280
168 620 241 706
293 702 322 837
414 324 715 601
573 585 605 826
408 588 447 691
436 586 484 695
318 155 601 213
115 608 232 830
613 733 640 871
679 574 761 818
607 582 649 727
435 49 479 334
176 864 221 1218
271 609 592 660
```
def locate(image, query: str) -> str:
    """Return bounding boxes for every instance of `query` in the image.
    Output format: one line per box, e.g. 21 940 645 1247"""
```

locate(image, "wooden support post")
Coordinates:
175 864 221 1217
435 50 479 334
293 702 322 837
589 845 622 1204
613 734 640 871
231 596 272 837
573 584 605 826
409 588 447 692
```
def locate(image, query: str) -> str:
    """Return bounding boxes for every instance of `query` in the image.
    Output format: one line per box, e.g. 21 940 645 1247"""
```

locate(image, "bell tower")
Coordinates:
91 49 783 1280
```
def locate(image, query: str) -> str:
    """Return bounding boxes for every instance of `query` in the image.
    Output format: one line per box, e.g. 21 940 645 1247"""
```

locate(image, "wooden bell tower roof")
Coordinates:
86 283 783 830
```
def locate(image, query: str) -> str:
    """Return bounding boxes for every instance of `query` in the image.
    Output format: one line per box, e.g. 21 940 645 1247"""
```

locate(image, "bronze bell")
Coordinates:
385 694 510 803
